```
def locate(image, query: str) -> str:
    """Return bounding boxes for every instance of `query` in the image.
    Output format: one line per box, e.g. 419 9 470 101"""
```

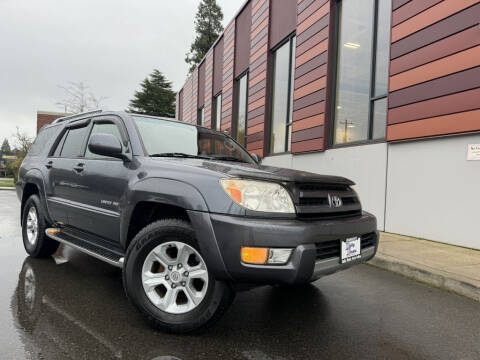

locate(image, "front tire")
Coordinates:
22 195 59 258
123 219 235 333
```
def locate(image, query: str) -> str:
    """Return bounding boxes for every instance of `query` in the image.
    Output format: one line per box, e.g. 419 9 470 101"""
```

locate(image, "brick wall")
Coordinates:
36 111 69 133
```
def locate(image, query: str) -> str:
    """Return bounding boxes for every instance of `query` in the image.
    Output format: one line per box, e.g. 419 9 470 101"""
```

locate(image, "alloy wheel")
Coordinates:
141 241 209 314
26 206 39 246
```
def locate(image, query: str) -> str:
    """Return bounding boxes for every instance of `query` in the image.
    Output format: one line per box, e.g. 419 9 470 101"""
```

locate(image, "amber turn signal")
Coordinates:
241 247 268 264
46 228 60 235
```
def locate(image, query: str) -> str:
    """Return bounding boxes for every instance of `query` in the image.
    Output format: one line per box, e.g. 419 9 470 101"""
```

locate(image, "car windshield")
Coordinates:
133 116 255 164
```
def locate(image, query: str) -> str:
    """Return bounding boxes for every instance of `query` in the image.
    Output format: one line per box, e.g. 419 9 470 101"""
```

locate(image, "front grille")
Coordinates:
287 182 362 219
315 232 377 261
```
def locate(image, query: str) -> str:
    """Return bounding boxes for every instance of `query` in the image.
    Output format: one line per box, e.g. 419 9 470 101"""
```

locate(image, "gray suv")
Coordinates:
17 110 378 333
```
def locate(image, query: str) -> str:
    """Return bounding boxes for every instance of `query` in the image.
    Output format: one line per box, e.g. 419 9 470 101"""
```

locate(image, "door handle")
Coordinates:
73 163 85 173
45 161 53 169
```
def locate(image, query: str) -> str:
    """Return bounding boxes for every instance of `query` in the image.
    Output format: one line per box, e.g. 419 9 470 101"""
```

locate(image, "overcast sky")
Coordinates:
0 0 243 146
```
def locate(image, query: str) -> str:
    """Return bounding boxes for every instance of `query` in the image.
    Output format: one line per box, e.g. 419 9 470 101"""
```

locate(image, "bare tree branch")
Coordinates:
56 81 107 113
12 126 33 156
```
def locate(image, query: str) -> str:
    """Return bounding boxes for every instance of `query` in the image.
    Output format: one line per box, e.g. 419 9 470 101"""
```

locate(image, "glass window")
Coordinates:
29 125 61 156
60 126 89 158
52 131 67 157
372 98 387 139
374 0 392 97
85 122 124 159
333 0 391 145
234 73 248 146
270 36 296 153
214 93 222 131
133 116 255 164
198 107 205 126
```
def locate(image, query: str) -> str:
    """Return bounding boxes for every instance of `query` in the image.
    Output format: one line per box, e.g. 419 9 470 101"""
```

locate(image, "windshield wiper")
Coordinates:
210 155 249 163
150 152 212 160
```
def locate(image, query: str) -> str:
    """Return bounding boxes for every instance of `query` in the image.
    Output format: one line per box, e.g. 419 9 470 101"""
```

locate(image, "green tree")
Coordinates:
128 70 176 117
185 0 224 73
1 138 11 155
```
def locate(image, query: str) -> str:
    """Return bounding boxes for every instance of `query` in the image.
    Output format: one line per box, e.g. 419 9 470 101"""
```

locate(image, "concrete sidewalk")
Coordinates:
369 232 480 302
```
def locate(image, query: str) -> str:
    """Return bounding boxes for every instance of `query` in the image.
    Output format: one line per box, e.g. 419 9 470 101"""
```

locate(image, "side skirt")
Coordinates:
45 227 125 268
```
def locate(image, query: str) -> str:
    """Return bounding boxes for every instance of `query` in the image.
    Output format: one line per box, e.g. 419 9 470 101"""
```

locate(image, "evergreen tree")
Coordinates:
1 138 11 155
128 70 176 117
185 0 224 73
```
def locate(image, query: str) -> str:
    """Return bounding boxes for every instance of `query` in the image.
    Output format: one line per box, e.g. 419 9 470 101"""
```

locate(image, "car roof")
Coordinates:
44 110 215 132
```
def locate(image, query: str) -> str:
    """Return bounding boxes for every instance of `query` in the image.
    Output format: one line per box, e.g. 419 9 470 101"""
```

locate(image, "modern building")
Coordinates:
178 0 480 249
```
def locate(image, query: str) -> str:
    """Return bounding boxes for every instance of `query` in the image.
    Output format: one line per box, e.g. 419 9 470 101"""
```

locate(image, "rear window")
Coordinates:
59 126 89 158
29 125 61 156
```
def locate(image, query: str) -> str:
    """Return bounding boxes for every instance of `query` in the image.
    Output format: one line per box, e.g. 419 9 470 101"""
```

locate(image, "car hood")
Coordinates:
151 158 355 186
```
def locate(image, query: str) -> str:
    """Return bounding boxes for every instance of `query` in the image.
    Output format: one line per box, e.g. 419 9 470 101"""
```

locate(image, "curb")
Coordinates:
368 255 480 303
0 187 15 191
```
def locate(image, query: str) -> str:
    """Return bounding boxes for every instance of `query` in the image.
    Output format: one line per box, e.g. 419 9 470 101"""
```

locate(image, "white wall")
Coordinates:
263 143 388 230
385 134 480 250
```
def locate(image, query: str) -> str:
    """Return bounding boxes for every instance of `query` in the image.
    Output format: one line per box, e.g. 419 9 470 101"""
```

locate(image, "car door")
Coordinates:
44 120 91 225
74 117 131 244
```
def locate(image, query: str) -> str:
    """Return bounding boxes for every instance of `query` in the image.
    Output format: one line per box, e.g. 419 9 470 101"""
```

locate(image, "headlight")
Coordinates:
220 179 295 213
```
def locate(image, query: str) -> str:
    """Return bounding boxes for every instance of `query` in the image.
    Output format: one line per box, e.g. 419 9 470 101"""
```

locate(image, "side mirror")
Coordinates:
88 133 129 161
251 153 262 164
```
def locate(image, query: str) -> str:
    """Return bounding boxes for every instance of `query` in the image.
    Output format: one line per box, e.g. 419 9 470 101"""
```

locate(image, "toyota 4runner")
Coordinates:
17 110 378 333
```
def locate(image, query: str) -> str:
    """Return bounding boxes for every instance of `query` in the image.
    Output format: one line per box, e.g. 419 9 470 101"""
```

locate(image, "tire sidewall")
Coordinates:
123 221 227 332
22 195 46 257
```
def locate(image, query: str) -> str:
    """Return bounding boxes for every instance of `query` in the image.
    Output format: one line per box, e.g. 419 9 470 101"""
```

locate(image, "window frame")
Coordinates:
83 118 128 160
233 70 249 146
49 119 91 159
329 0 391 148
267 33 296 155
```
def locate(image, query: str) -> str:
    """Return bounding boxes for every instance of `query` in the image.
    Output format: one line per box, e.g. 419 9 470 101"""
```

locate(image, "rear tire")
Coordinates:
123 219 235 334
22 195 59 258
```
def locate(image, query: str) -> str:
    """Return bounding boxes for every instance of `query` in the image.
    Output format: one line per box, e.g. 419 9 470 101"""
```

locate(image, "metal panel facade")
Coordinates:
176 0 480 151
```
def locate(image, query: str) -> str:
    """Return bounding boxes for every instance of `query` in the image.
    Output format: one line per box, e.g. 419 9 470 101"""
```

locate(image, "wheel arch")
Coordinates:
21 169 52 225
122 178 209 249
122 178 231 281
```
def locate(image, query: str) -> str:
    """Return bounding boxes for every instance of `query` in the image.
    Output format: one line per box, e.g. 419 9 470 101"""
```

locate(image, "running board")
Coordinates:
46 228 124 268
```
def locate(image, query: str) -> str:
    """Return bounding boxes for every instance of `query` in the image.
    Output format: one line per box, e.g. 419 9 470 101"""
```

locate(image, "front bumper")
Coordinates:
209 212 378 285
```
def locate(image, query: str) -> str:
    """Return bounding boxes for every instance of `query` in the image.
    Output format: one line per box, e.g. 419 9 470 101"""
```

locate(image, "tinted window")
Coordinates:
60 126 89 158
52 131 67 157
29 125 61 156
85 122 124 159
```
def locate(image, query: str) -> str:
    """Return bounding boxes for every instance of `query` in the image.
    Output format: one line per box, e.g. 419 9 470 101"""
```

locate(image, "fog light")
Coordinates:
241 247 268 264
267 248 293 264
241 247 293 265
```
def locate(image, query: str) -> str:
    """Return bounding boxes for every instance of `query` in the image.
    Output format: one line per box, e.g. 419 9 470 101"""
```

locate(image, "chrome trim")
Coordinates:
47 197 120 218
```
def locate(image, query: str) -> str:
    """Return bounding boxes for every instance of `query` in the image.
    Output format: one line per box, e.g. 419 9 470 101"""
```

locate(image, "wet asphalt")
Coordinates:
0 190 479 360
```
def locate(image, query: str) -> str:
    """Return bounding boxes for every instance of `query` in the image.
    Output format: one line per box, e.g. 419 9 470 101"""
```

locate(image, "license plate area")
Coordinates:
341 236 361 264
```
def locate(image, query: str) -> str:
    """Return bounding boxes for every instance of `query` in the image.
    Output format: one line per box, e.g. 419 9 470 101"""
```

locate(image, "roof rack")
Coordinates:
53 109 103 124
